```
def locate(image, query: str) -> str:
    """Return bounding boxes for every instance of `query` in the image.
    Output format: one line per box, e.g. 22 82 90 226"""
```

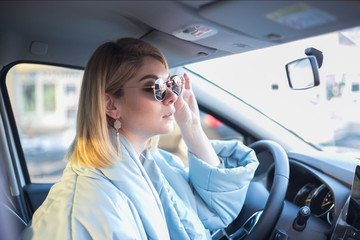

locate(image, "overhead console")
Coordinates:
142 30 220 67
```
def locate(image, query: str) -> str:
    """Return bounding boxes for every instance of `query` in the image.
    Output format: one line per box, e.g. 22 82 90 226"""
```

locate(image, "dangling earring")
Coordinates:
114 119 121 157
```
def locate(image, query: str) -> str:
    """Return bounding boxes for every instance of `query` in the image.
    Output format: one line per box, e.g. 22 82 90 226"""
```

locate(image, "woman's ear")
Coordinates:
105 93 121 119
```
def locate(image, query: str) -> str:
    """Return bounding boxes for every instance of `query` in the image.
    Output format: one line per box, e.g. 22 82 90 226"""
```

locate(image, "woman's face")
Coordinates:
116 56 178 143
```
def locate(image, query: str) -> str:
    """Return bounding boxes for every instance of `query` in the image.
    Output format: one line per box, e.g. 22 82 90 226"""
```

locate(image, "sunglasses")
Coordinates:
122 75 184 102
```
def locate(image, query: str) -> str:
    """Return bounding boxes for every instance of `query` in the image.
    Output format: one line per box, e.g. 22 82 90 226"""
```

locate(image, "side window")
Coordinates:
6 63 83 183
158 111 244 166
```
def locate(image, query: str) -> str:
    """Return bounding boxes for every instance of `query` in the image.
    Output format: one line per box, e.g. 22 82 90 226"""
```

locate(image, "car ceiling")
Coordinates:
0 1 360 69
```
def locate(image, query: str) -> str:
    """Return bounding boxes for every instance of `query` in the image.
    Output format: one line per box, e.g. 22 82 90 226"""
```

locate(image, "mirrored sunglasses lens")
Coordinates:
170 76 183 96
154 78 166 101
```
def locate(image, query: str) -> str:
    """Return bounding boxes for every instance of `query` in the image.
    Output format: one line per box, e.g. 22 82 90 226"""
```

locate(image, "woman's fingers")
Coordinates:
183 73 191 91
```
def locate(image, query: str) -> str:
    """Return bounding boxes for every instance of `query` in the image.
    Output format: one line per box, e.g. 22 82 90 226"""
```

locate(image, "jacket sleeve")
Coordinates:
188 140 259 230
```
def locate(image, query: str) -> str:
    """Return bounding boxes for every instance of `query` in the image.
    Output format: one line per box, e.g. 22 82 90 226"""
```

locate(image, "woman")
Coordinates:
22 38 259 239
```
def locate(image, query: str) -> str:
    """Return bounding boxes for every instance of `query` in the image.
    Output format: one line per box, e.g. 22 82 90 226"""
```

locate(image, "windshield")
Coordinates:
187 25 360 158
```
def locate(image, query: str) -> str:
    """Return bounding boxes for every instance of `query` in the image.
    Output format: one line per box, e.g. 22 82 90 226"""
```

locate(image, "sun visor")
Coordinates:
142 30 219 67
199 1 360 43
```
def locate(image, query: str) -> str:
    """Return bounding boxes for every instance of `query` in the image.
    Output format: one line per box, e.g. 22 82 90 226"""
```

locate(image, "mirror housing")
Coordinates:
286 55 320 90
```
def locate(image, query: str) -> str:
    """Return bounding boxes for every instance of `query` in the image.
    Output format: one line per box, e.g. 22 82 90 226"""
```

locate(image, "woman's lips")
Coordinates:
163 111 174 119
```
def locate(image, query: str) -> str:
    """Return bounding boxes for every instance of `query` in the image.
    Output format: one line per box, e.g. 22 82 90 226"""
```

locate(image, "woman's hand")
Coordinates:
174 73 201 128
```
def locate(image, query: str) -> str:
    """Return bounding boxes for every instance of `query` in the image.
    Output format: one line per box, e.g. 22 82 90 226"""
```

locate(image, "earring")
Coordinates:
114 119 121 157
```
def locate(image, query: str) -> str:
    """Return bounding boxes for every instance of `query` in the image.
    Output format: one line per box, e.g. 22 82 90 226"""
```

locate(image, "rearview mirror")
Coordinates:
286 55 320 90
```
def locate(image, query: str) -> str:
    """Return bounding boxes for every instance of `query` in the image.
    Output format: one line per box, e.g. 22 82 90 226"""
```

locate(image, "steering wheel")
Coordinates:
212 140 289 240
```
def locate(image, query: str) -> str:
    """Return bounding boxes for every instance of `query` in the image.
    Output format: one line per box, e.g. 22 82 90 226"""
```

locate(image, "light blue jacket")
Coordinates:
22 132 258 239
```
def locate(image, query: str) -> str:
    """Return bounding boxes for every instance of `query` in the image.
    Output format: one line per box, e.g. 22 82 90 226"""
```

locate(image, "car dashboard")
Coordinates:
254 150 359 240
287 166 336 226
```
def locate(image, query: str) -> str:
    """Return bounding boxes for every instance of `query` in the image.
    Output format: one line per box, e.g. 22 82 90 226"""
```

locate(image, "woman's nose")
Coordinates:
162 87 178 105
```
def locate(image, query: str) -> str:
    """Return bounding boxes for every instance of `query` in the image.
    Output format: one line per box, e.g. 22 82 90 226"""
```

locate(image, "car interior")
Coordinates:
1 1 360 240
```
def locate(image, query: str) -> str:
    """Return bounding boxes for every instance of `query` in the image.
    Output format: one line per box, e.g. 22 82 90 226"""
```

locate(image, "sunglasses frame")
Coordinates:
121 75 184 102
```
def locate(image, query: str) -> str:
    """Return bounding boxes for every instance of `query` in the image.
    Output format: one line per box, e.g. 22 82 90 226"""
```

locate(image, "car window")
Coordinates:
6 63 244 183
6 63 83 183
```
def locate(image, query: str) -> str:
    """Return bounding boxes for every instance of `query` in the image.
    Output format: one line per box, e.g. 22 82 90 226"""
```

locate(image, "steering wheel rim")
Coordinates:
213 140 289 240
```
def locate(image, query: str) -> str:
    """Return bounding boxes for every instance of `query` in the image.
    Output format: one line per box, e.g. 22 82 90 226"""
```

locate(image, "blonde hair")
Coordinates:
67 38 168 168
